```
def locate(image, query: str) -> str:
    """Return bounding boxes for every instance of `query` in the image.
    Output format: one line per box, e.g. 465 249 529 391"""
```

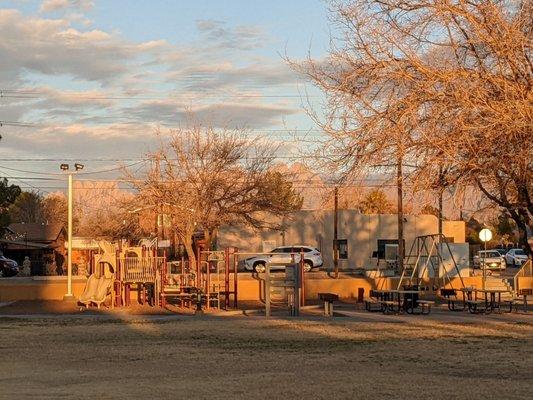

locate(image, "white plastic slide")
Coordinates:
91 277 112 309
79 274 100 308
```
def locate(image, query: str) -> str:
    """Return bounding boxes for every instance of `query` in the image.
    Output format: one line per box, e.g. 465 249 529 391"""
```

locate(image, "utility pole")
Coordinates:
397 154 404 271
333 186 339 278
438 164 443 238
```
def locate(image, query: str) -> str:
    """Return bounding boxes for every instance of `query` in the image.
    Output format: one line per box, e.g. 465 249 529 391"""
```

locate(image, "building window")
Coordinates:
336 239 348 260
376 239 405 259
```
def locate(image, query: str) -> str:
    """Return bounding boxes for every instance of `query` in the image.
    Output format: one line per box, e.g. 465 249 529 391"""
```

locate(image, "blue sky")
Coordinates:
0 0 331 187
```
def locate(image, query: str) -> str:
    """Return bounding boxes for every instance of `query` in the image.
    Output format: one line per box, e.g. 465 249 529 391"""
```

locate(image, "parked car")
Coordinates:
473 250 506 271
494 248 508 256
504 248 529 267
0 256 19 277
243 246 323 273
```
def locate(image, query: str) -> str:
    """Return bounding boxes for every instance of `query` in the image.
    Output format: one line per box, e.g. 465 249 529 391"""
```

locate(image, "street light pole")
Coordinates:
61 163 83 301
64 172 74 300
479 228 492 291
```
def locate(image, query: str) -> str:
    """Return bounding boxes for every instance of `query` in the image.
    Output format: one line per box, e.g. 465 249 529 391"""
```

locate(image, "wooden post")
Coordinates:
397 155 404 271
333 186 339 278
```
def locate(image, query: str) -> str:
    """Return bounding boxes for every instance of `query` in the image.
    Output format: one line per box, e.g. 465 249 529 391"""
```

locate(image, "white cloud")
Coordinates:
0 9 153 85
40 0 94 13
0 8 310 163
167 62 300 92
195 19 266 50
122 100 299 129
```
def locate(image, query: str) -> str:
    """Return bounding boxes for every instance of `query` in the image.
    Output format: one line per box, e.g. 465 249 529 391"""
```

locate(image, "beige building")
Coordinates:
219 210 465 269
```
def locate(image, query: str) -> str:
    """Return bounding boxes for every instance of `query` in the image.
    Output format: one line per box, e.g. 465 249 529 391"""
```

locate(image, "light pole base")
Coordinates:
63 294 76 302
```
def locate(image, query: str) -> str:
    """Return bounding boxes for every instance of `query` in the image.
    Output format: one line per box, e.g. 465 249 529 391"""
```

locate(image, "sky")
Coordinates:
0 0 332 190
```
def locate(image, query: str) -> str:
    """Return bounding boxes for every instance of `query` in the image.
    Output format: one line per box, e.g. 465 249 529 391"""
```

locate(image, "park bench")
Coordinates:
364 290 384 312
380 300 397 314
439 288 465 311
466 299 488 314
318 292 339 316
505 289 531 313
416 300 434 315
404 298 434 315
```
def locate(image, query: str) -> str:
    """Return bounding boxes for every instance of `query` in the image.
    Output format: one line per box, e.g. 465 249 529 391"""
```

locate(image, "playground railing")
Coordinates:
514 259 532 293
119 256 165 283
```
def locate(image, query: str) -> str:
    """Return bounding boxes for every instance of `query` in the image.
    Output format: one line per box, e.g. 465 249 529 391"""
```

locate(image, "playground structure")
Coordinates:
80 240 239 311
80 242 307 314
160 248 238 310
236 250 306 317
397 234 467 291
263 261 303 317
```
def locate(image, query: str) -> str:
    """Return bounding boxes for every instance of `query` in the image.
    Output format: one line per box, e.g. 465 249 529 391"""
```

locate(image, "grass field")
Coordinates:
1 310 532 399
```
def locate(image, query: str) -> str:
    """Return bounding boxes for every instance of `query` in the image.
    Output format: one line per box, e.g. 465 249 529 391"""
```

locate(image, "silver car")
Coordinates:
244 246 323 273
504 248 528 267
473 250 506 271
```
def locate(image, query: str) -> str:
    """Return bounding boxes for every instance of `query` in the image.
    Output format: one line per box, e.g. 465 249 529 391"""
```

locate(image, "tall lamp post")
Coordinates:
479 228 492 290
60 162 84 301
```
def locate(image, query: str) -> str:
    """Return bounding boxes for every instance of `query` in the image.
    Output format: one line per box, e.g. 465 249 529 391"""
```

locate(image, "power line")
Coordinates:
0 161 146 176
0 120 36 127
0 120 326 136
0 89 317 100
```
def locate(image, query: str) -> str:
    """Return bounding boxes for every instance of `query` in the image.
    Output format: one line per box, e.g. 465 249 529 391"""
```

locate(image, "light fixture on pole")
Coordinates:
479 228 492 290
60 162 84 301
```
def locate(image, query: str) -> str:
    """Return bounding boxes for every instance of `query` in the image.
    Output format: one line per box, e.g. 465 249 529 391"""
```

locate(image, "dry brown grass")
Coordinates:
1 314 532 399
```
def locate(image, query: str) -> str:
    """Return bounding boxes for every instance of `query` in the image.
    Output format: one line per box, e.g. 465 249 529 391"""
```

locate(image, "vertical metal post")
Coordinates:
265 262 270 318
181 255 185 287
233 248 238 309
206 257 211 310
482 241 487 290
300 249 305 307
225 248 230 309
64 173 74 301
294 263 300 316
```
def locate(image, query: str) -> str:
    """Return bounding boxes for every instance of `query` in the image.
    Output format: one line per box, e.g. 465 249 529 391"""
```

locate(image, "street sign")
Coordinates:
479 228 492 242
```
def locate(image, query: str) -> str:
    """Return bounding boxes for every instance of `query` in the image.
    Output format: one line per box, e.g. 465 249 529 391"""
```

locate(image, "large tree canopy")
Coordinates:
126 125 302 266
0 178 21 227
295 0 533 253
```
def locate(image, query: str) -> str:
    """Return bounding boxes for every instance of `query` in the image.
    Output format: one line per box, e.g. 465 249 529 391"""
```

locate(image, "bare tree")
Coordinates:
293 0 533 253
126 125 303 267
42 192 68 226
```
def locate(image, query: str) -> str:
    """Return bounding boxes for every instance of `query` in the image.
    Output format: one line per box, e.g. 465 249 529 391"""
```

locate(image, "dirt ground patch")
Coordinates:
0 313 532 400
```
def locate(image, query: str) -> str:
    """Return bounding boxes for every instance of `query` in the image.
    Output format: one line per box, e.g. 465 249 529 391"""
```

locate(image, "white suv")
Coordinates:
504 248 528 267
244 246 323 273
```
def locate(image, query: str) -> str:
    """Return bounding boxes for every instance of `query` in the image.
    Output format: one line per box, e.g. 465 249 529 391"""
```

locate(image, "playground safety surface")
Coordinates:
0 301 532 399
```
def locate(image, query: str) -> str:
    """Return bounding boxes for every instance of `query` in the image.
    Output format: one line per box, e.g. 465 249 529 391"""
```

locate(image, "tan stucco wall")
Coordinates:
219 211 466 269
1 275 488 303
518 277 533 290
0 277 87 302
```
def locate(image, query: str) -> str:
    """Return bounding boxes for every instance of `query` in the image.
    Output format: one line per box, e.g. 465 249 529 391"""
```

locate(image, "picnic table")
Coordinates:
440 288 465 311
459 287 512 314
369 289 433 315
365 290 389 312
508 289 531 313
476 289 511 313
